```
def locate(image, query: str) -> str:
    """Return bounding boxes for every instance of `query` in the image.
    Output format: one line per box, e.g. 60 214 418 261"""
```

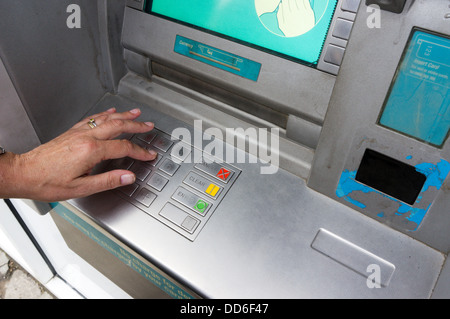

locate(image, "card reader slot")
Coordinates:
355 149 426 205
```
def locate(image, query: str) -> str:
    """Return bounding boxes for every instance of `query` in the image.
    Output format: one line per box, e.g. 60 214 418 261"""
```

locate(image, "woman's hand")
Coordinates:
5 108 157 202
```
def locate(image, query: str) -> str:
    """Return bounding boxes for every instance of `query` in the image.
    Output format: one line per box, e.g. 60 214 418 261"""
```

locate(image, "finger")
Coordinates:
81 109 141 129
98 139 157 162
73 107 117 129
75 108 144 130
71 169 137 198
89 108 145 127
91 119 155 140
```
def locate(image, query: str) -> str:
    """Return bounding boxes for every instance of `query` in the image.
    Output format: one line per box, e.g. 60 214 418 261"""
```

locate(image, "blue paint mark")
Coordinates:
336 170 368 208
415 160 450 192
406 155 413 160
401 203 432 228
336 159 450 231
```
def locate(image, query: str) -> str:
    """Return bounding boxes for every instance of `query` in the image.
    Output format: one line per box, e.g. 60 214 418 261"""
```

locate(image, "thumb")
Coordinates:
75 170 136 197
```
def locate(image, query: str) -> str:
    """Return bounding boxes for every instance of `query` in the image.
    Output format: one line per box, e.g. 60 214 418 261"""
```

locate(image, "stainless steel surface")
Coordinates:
69 94 445 298
118 72 315 180
93 121 241 241
159 203 200 234
432 257 450 299
311 228 396 288
285 114 322 150
159 159 179 176
134 188 157 207
147 174 168 192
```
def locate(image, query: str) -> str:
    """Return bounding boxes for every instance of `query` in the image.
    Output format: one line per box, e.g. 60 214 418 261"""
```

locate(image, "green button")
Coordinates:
194 200 208 213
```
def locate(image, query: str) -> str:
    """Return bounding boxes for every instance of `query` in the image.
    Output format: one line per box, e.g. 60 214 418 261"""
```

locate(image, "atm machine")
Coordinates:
0 0 449 298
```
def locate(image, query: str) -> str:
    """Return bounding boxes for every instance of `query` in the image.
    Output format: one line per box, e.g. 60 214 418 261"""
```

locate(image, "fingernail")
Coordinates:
120 174 135 185
130 108 140 114
145 122 154 127
148 149 157 157
107 107 116 113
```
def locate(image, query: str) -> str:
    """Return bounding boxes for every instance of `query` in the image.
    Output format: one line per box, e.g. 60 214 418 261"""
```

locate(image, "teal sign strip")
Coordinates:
174 35 261 81
379 31 450 147
52 203 195 299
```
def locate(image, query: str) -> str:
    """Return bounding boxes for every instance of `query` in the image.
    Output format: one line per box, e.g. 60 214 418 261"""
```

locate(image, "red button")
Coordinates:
216 168 230 180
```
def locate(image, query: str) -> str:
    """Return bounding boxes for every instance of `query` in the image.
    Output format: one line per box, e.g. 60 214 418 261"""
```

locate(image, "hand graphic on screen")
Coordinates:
277 0 315 37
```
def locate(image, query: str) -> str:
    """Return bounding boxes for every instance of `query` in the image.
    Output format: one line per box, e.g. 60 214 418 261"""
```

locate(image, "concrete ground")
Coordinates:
0 248 55 299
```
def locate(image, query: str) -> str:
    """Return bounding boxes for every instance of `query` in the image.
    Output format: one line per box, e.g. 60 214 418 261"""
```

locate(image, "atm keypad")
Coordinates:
159 158 180 176
147 173 169 191
108 128 239 241
135 188 157 207
130 162 152 181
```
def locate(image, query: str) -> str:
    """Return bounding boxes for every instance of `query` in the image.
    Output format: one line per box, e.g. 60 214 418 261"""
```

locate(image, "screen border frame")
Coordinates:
144 0 339 68
376 28 450 149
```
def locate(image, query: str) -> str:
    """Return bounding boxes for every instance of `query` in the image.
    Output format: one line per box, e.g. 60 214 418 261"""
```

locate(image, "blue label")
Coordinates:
174 35 261 81
379 31 450 147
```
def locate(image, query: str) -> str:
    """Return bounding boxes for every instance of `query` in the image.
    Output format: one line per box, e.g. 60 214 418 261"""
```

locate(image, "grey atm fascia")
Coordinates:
121 10 335 126
120 5 342 156
119 0 361 179
309 0 450 253
2 0 450 298
67 0 447 298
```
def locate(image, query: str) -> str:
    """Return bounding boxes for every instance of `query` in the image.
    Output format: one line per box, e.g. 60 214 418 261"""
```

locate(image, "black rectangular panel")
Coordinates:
355 149 426 205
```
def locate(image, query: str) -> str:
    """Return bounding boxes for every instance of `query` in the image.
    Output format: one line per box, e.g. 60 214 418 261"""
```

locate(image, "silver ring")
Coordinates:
87 118 97 129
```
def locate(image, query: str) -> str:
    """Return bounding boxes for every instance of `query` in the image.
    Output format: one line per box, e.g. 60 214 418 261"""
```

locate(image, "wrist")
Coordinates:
0 152 26 199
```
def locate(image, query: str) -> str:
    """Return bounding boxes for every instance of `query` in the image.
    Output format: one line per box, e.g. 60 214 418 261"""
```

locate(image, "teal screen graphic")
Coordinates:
146 0 338 65
379 30 450 147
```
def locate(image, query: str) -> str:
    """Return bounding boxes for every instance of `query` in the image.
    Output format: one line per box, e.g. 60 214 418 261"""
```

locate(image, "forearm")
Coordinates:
0 152 27 199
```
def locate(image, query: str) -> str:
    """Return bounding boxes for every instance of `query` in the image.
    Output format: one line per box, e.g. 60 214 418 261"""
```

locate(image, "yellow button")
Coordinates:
205 183 220 197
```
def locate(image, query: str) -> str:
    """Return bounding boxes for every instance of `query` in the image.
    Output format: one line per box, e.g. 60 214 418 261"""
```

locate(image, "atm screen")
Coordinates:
379 30 450 147
145 0 338 66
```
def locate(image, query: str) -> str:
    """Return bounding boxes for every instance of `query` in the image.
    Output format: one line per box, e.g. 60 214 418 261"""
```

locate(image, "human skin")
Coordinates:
0 108 157 202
